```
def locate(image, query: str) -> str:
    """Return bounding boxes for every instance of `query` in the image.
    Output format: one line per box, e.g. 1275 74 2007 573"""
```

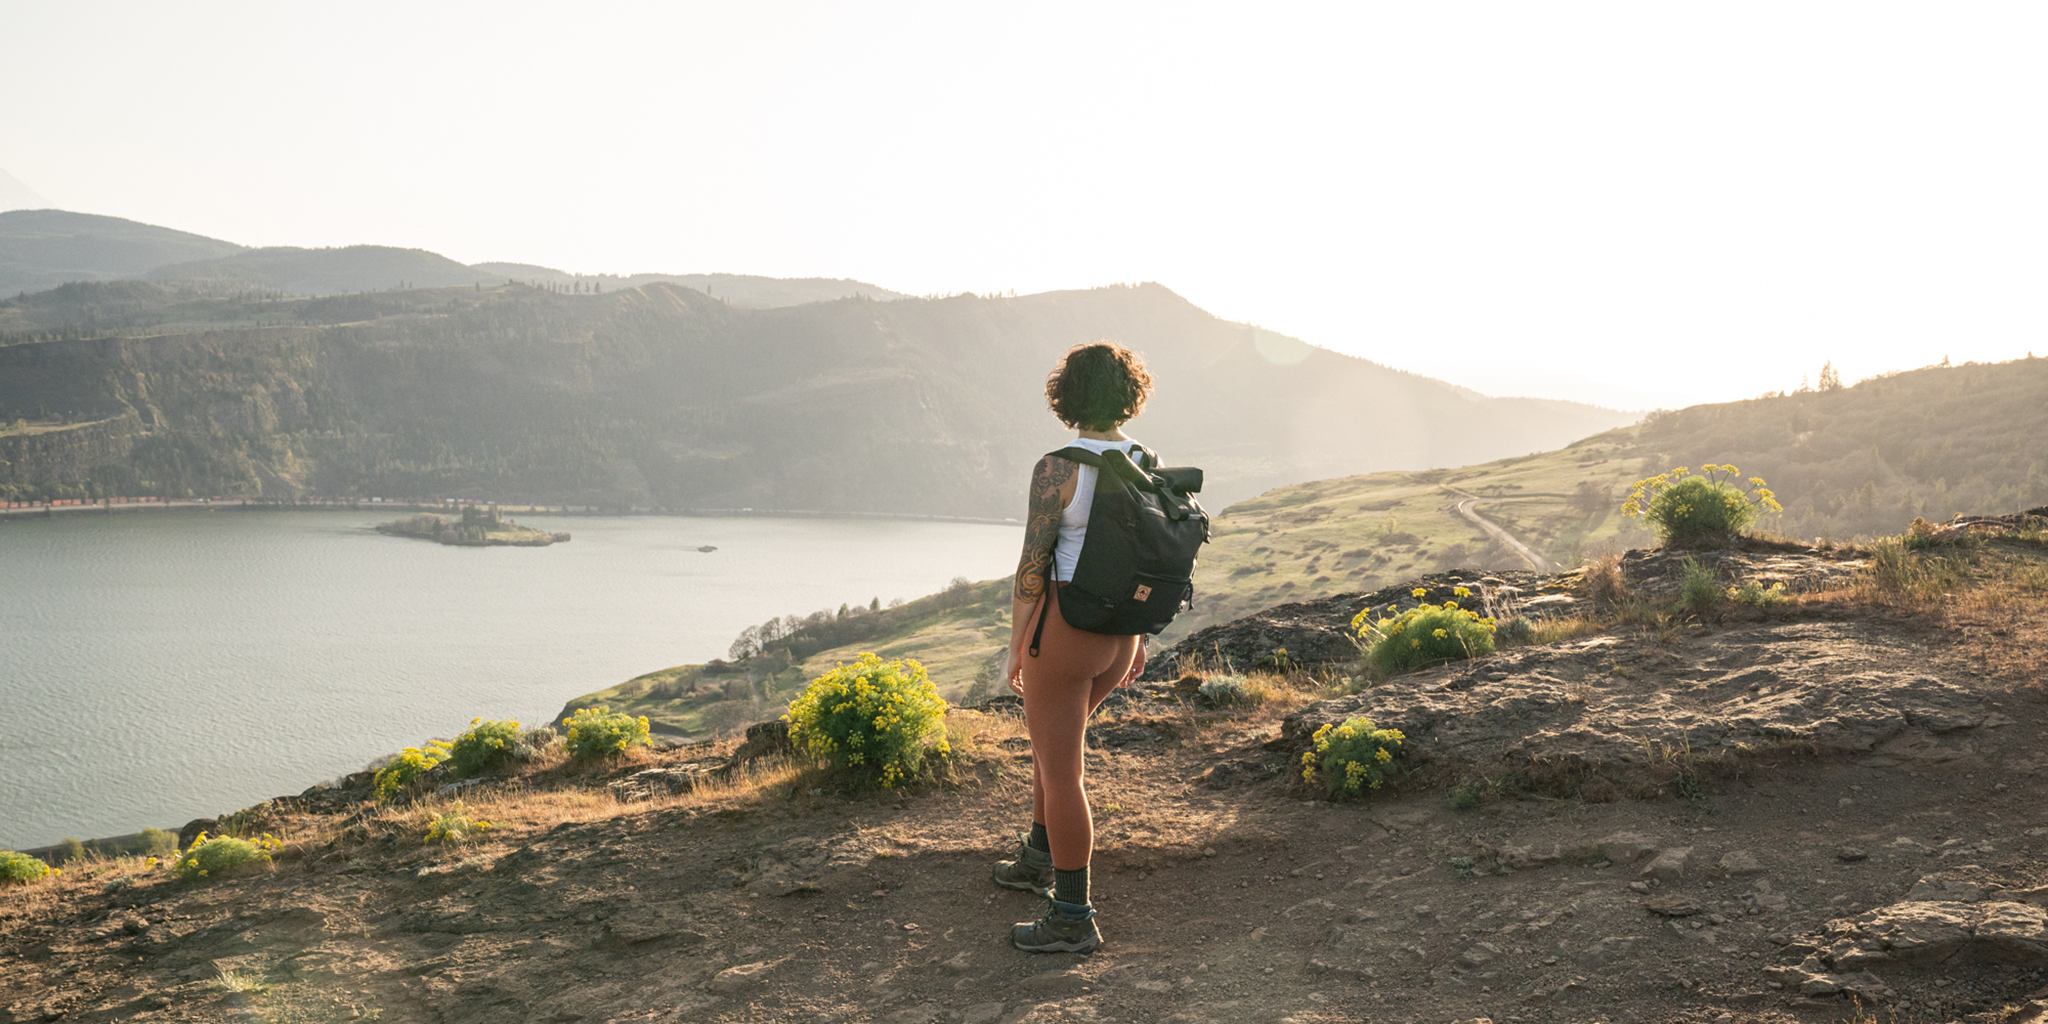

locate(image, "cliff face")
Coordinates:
0 283 1636 509
0 411 142 498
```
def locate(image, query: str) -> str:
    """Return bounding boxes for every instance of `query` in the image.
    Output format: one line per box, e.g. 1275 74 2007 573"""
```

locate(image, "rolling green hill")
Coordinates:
0 279 1634 512
1167 353 2048 637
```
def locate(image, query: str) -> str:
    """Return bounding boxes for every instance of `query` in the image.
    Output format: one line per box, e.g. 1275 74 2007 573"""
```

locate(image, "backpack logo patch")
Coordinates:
1132 584 1153 602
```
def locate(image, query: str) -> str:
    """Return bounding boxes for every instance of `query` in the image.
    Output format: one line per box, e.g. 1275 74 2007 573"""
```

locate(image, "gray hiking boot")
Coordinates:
990 832 1054 895
1010 897 1101 953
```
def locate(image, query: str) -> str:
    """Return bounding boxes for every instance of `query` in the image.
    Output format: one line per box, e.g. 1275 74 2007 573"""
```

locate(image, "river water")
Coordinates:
0 509 1021 849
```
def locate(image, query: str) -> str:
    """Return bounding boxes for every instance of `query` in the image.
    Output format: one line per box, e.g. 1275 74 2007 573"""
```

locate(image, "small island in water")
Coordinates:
376 506 570 547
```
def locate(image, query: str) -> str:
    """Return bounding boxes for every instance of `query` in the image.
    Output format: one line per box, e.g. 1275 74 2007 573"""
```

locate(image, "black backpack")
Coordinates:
1028 443 1211 654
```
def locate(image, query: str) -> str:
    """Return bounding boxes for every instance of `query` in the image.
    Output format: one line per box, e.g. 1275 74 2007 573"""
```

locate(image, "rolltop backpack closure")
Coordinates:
1028 444 1211 655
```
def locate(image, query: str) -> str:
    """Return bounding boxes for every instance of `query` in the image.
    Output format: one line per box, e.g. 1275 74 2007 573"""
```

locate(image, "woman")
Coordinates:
991 340 1154 954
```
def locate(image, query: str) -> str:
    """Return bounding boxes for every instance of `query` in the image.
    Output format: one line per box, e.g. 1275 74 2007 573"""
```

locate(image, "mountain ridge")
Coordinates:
0 278 1636 514
0 210 905 306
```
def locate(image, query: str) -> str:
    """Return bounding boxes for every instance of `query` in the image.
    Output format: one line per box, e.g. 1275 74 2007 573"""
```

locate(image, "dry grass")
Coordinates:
1578 552 1632 606
1524 615 1603 646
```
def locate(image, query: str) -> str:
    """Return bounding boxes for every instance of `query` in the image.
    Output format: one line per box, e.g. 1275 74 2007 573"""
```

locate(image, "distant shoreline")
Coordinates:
0 498 1022 528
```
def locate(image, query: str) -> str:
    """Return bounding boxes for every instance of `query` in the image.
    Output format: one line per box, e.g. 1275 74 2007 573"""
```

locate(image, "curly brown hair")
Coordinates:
1044 341 1154 431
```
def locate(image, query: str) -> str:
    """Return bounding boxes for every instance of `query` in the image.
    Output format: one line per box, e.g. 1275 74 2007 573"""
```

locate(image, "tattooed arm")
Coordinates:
1007 455 1077 690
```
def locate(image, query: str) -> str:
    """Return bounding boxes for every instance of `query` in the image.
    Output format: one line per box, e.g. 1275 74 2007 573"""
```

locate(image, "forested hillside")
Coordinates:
0 279 1633 512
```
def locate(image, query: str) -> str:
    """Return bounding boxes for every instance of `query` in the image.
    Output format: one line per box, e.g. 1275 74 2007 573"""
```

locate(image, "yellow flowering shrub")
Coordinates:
1622 464 1782 547
563 706 651 760
171 832 281 881
1301 716 1406 796
374 740 453 802
448 718 521 777
423 803 494 845
0 850 53 885
783 653 950 788
1353 586 1495 676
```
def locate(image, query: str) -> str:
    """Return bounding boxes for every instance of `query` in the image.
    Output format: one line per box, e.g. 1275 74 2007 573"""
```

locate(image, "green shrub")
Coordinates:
1676 557 1722 615
138 827 178 856
1622 465 1782 547
373 741 452 803
1727 579 1788 606
1301 716 1406 796
0 850 53 885
423 804 494 845
448 718 522 777
1198 673 1270 707
1353 587 1496 676
784 653 951 788
563 706 651 760
171 832 279 881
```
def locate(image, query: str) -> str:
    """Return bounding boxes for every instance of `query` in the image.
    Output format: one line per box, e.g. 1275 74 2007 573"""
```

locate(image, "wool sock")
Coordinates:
1054 866 1090 909
1027 822 1050 853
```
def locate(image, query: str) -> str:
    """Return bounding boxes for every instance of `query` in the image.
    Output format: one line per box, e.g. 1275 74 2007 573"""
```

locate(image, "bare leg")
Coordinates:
1029 673 1125 833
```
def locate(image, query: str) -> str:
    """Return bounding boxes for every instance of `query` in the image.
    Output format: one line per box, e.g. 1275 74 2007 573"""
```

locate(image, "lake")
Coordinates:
0 509 1022 849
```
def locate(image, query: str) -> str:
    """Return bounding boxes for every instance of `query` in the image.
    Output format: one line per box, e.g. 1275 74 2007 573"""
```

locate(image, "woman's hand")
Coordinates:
1117 636 1146 688
1005 645 1026 696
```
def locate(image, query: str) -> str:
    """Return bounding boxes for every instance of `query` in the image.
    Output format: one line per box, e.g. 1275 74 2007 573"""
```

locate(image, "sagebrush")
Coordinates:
1198 673 1269 707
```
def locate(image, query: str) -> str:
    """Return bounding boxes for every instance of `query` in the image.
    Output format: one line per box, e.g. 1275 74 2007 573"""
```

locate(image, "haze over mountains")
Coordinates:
0 210 904 306
0 210 1635 514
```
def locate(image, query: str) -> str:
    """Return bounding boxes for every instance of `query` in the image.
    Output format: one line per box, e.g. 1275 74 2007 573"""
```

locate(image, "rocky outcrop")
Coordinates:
1147 569 1554 680
1767 898 2048 1003
1281 619 2001 794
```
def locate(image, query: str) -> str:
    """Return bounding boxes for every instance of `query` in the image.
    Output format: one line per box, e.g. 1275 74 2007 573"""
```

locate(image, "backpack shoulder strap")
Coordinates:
1044 445 1106 467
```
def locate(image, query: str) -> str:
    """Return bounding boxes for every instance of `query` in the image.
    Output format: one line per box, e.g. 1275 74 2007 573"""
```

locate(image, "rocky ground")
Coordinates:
3 534 2046 1024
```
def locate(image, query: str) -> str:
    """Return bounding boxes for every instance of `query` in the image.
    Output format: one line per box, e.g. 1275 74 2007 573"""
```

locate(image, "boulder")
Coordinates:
177 818 221 850
731 720 792 763
1640 847 1692 883
1719 850 1765 876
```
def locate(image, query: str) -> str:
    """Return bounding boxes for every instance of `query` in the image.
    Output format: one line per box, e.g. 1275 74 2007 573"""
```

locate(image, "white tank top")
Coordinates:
1052 437 1144 583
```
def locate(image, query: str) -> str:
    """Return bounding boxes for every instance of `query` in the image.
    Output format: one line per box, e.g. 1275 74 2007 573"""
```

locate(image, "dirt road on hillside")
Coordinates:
1455 497 1559 572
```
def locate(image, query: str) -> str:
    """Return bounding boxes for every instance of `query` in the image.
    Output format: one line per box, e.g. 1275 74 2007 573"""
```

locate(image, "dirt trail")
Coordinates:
4 574 2047 1023
1453 497 1559 572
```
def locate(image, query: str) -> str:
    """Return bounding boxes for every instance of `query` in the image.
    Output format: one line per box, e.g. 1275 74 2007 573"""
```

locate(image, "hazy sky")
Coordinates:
4 3 2044 410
